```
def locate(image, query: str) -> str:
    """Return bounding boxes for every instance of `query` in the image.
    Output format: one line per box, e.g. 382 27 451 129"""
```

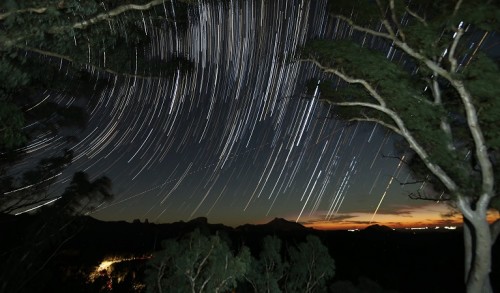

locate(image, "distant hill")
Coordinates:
265 217 312 231
362 224 393 233
236 217 312 233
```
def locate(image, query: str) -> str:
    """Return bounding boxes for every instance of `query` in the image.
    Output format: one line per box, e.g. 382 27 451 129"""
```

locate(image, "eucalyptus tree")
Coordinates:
146 229 251 293
245 235 288 293
299 1 500 292
285 235 335 293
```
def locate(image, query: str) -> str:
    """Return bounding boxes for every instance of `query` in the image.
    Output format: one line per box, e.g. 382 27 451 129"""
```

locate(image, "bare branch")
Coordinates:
348 117 402 135
21 46 162 79
300 58 386 107
383 31 494 193
331 14 393 40
453 0 464 17
430 71 454 150
381 154 410 165
308 272 326 293
396 179 425 186
389 0 406 41
72 0 168 29
374 0 397 38
450 80 494 197
193 242 214 282
448 27 464 73
0 7 48 21
328 11 463 87
430 75 442 105
302 58 460 194
457 196 476 222
409 190 450 201
1 0 175 47
328 13 453 82
405 7 427 26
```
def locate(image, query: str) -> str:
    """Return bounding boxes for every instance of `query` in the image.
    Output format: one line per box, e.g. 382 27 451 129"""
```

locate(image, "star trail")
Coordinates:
13 0 458 228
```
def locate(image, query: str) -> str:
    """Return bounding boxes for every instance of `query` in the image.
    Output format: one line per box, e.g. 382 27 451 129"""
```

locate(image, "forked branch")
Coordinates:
300 57 459 195
328 9 493 200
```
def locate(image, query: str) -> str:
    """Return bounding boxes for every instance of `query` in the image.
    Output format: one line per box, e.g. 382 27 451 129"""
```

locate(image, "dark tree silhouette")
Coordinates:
0 171 114 293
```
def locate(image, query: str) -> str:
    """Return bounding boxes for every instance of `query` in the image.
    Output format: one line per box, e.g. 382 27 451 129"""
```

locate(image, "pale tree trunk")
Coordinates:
463 211 493 293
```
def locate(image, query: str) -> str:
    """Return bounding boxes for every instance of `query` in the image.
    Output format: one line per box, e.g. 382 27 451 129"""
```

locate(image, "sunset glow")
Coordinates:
300 203 500 230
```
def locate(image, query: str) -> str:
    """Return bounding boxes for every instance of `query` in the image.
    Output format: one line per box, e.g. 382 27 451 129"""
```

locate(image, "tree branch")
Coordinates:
430 71 454 150
388 33 492 183
331 14 393 40
199 274 212 293
347 117 402 135
302 58 460 194
405 7 427 26
193 242 214 283
0 7 48 21
381 154 410 165
308 272 325 293
1 0 178 47
329 13 451 80
457 196 476 222
72 0 168 29
453 0 464 17
389 0 405 41
21 46 162 79
326 12 493 199
450 80 494 198
408 190 450 201
300 58 386 107
448 27 464 73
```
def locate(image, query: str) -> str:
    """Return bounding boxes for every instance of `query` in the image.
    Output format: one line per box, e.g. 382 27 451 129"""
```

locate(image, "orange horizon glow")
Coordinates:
298 203 500 231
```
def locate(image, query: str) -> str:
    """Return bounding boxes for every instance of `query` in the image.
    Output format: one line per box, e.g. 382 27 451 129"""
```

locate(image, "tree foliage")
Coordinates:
0 0 194 214
245 235 287 293
0 0 193 147
299 1 500 292
285 235 335 293
244 234 334 293
146 229 251 293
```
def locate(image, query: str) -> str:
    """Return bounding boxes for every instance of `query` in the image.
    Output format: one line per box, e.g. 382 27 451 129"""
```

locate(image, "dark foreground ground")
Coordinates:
1 214 499 293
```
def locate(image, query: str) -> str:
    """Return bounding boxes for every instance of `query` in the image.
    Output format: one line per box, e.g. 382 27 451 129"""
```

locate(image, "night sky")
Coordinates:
18 0 472 229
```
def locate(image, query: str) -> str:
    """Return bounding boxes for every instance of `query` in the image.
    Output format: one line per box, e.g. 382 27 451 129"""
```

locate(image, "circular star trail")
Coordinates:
19 0 433 227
